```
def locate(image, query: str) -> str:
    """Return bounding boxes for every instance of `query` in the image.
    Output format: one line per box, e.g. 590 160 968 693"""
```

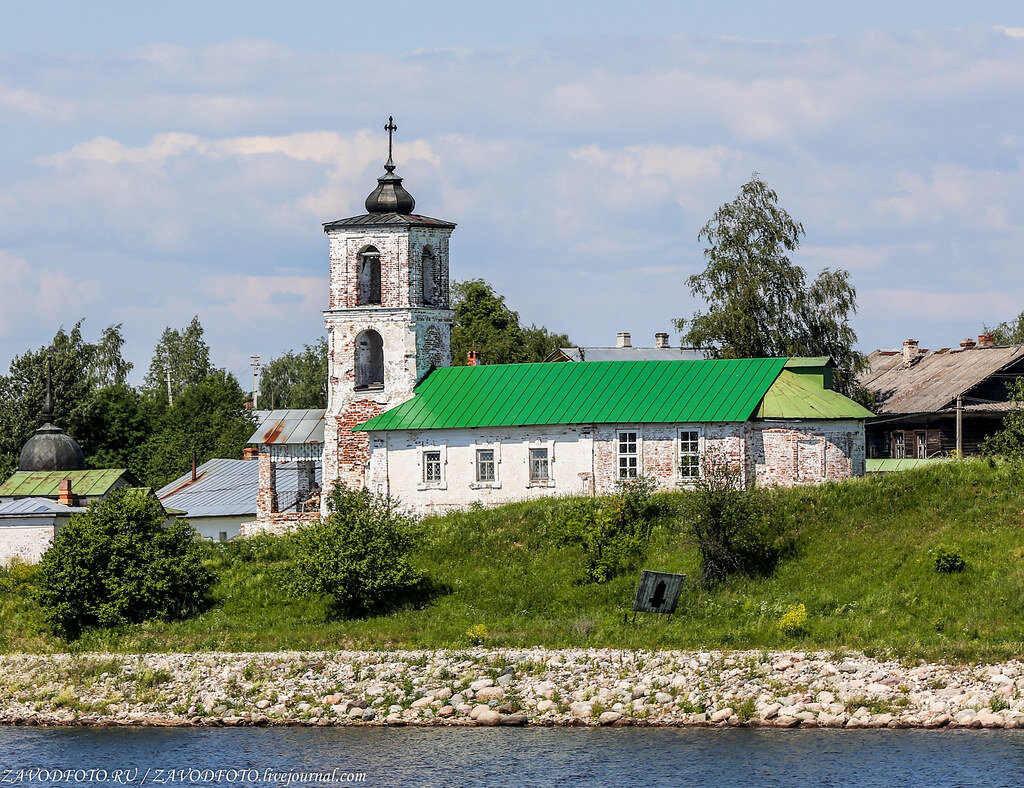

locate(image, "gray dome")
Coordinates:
19 424 85 472
365 169 416 214
18 360 85 473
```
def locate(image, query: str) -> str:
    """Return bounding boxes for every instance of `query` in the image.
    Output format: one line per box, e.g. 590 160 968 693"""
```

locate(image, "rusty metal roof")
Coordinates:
859 345 1024 414
323 213 456 230
247 409 325 446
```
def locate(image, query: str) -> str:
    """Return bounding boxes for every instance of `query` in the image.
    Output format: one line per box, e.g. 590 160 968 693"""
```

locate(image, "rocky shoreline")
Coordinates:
3 649 1024 730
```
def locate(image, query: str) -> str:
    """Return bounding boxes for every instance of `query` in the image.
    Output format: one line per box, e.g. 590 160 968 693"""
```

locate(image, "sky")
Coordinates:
2 1 1024 386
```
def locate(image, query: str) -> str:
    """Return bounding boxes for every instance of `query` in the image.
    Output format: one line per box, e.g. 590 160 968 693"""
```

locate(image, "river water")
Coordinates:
2 727 1023 787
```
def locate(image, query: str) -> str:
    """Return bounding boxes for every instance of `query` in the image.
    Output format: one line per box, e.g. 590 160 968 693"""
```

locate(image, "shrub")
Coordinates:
0 558 38 595
681 450 792 584
934 547 967 574
292 485 422 617
35 489 213 639
778 603 808 635
549 478 657 583
465 624 490 645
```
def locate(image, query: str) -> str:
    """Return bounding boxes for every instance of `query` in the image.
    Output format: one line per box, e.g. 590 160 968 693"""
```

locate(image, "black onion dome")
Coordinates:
18 424 85 472
364 167 416 214
18 361 85 472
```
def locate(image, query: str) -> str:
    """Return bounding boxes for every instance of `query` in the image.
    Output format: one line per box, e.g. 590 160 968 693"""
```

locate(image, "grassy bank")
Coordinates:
3 460 1024 662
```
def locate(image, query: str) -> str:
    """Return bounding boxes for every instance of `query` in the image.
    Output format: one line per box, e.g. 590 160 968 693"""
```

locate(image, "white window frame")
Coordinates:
527 439 556 488
677 427 702 483
469 441 501 490
617 430 639 480
417 444 447 490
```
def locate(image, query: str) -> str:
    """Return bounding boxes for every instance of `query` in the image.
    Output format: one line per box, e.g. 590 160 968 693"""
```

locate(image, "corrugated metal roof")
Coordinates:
247 409 326 445
757 370 873 420
323 213 456 230
0 468 132 498
359 358 790 431
550 347 707 362
0 497 84 515
156 458 321 518
859 345 1024 414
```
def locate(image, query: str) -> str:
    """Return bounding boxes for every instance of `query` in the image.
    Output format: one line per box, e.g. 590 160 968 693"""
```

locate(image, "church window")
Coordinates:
476 449 496 482
529 448 549 482
423 451 442 483
617 431 638 479
422 246 437 305
356 246 381 305
678 429 701 481
354 330 384 390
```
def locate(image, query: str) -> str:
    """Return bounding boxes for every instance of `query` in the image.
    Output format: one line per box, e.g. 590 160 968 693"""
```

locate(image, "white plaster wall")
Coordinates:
368 426 596 514
186 516 246 542
0 524 56 565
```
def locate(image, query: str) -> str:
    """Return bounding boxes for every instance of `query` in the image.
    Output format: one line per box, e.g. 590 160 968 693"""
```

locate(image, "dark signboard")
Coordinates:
632 570 686 616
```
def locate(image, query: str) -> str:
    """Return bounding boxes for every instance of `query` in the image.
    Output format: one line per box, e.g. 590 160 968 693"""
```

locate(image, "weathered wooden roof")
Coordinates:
859 345 1024 415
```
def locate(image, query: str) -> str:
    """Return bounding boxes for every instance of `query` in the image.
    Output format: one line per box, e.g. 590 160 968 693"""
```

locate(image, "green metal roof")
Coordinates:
756 370 874 420
0 468 132 498
359 358 790 431
866 458 947 473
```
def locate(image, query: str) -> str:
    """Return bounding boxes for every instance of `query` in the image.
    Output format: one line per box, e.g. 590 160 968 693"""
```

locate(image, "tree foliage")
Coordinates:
981 378 1024 461
680 450 792 584
144 316 213 399
674 175 865 396
985 311 1024 346
292 485 422 618
451 279 571 365
259 338 328 409
35 489 213 639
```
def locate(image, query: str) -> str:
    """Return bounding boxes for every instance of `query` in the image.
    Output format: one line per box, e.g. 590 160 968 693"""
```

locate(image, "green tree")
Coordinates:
35 488 213 639
674 174 865 396
981 378 1024 461
144 316 213 400
985 312 1024 346
0 322 132 478
137 372 255 489
259 338 328 409
451 279 571 365
293 485 422 618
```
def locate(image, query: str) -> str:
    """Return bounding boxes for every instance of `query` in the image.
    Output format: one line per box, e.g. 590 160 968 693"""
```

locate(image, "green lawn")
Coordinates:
3 459 1024 662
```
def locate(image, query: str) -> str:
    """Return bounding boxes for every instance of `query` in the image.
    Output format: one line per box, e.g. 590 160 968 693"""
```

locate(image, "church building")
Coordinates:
322 120 872 514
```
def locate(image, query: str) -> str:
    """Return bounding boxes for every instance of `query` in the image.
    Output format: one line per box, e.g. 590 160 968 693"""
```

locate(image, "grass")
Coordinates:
3 459 1024 662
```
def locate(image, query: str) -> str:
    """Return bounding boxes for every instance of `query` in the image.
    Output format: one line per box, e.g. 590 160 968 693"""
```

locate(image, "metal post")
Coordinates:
165 369 173 406
250 354 261 410
956 393 963 457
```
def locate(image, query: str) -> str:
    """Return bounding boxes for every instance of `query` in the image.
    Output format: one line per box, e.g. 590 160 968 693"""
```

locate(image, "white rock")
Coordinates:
710 708 734 723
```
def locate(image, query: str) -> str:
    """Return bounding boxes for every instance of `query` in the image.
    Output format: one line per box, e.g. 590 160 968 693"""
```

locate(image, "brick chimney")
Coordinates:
902 339 920 364
978 333 995 348
256 450 278 519
616 332 631 348
242 447 258 460
467 350 481 366
654 332 670 349
58 479 73 507
959 338 977 349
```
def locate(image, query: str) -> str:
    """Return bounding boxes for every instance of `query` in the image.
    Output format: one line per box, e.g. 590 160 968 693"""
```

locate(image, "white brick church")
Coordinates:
321 120 871 514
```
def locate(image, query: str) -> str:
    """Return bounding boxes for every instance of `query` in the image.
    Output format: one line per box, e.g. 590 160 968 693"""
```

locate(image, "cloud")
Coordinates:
5 28 1024 377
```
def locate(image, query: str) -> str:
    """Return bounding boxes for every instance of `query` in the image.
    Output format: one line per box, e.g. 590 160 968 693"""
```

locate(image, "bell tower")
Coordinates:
322 117 455 494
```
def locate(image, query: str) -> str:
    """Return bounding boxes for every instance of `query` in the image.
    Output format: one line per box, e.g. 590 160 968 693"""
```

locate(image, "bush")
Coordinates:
35 489 213 639
934 547 967 574
292 485 422 617
680 450 792 584
549 478 658 583
778 603 808 635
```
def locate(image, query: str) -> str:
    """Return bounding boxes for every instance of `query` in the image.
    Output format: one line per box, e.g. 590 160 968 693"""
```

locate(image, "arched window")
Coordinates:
422 246 437 305
356 246 381 305
354 329 384 390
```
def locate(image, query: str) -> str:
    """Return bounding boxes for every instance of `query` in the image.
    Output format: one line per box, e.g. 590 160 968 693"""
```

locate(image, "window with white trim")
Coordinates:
529 448 549 482
476 448 496 482
618 431 638 479
423 450 443 483
679 429 701 480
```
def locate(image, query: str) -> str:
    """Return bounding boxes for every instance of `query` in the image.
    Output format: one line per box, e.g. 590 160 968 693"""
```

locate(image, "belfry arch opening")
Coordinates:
422 246 437 305
354 329 384 390
356 246 381 305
